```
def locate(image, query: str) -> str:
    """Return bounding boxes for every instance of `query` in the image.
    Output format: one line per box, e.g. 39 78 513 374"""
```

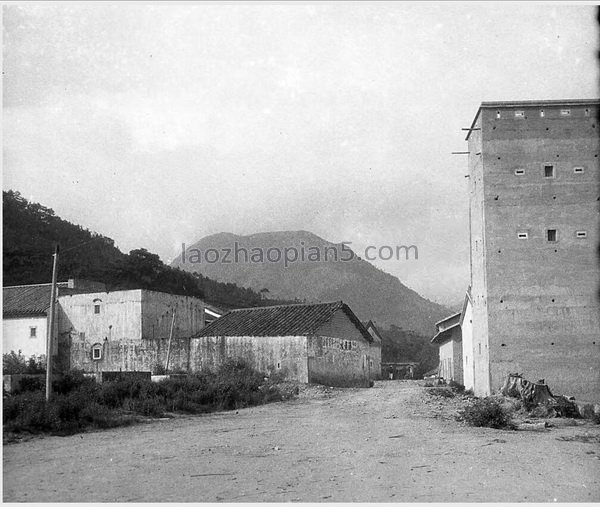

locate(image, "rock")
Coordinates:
516 422 549 431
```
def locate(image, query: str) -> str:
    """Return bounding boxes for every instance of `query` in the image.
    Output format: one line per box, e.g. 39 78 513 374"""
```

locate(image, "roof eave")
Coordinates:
434 311 461 327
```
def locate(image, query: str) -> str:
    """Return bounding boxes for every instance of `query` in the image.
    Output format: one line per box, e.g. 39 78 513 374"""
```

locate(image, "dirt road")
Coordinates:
3 381 600 502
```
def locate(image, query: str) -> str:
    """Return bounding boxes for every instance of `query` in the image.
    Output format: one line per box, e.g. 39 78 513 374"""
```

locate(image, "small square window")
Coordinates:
573 166 584 174
29 327 37 338
576 231 587 239
517 232 528 240
514 169 525 176
544 165 554 178
94 304 101 314
547 229 557 242
514 110 525 118
560 109 571 117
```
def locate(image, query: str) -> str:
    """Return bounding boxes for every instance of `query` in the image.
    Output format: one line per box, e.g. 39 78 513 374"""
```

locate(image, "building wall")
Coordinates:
468 119 492 396
308 310 375 384
141 290 205 340
469 103 600 401
370 342 382 380
437 328 463 384
59 290 144 341
3 316 49 357
188 335 309 382
461 298 474 391
60 289 205 373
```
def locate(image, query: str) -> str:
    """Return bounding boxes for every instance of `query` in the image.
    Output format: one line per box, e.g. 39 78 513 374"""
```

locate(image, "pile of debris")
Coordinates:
500 373 583 419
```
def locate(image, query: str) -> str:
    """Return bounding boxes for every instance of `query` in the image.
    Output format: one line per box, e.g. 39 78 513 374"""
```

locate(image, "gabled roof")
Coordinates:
196 301 372 342
3 282 70 318
363 320 383 343
459 286 472 327
431 323 461 344
434 311 461 328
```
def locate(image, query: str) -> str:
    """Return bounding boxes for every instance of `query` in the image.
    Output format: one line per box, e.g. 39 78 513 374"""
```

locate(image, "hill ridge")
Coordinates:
172 230 449 335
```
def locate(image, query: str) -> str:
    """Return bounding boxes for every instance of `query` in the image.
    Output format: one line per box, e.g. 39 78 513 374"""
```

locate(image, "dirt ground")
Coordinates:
3 380 600 502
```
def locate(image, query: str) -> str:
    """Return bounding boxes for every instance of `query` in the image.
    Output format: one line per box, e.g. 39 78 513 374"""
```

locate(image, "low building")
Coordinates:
3 279 106 358
196 301 379 386
60 288 205 373
431 311 463 385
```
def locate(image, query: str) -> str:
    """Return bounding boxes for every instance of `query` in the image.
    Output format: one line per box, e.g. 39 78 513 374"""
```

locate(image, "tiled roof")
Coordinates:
197 301 372 342
3 283 70 318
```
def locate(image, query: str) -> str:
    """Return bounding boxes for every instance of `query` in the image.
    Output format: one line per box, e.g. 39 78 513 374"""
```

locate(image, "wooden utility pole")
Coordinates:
164 309 176 374
45 244 59 402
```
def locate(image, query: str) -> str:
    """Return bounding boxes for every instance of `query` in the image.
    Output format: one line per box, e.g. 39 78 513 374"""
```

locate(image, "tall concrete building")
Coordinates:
465 99 600 401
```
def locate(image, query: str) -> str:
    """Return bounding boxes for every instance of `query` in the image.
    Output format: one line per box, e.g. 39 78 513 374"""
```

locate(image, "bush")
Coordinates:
458 397 514 429
3 363 289 436
152 362 166 375
448 380 465 394
15 376 45 393
80 402 128 429
53 370 93 395
3 351 46 374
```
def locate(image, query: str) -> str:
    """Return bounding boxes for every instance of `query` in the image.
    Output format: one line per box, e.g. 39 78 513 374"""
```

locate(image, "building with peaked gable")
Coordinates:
465 99 600 401
431 311 463 385
196 301 379 386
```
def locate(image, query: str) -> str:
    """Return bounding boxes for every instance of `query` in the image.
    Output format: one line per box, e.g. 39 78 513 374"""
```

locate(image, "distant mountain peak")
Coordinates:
173 230 448 335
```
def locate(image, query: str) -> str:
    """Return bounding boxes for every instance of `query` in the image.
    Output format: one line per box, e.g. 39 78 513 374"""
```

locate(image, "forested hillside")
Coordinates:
2 191 289 309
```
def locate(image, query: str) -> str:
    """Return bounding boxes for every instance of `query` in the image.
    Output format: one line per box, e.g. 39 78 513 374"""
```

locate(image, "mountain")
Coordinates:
171 231 449 335
2 190 290 309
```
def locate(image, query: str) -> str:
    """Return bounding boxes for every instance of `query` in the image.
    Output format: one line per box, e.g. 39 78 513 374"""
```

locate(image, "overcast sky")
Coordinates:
3 3 599 306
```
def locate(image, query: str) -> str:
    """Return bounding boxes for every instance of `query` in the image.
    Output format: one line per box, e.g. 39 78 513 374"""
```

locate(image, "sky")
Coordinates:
3 2 599 306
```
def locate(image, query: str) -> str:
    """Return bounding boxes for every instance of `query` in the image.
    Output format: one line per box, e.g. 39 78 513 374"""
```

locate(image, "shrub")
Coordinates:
53 370 93 395
80 402 126 429
15 376 45 393
448 380 465 394
152 362 166 375
3 363 289 436
458 397 513 429
3 391 57 432
3 351 46 374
